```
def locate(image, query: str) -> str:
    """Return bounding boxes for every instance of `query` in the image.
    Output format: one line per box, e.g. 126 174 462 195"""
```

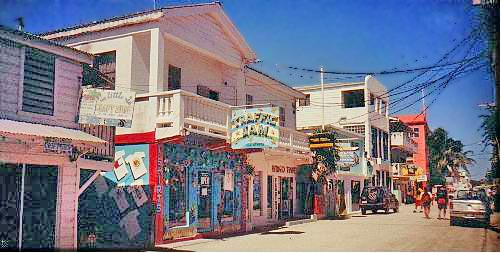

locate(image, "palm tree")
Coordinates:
479 105 499 182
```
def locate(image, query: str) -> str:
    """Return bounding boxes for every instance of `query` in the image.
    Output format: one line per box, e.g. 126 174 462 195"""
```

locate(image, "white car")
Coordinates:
450 190 491 227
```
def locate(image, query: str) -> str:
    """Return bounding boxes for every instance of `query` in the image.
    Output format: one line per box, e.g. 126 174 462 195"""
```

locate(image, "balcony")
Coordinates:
390 132 417 154
134 90 310 153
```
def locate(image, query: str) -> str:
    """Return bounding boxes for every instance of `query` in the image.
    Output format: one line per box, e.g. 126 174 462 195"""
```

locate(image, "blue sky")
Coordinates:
1 0 495 179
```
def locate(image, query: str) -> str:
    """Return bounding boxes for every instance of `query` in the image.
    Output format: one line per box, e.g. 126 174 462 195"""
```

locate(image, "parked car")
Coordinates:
360 186 399 214
450 190 491 227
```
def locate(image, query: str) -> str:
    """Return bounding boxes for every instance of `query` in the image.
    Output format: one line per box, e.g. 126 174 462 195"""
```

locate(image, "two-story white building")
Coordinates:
0 25 113 250
42 2 312 247
296 75 392 189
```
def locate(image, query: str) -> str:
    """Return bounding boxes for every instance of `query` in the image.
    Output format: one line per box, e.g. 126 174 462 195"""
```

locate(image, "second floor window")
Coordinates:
22 47 55 115
342 89 364 108
246 94 253 105
413 127 420 137
299 94 310 106
371 127 378 158
197 85 219 101
279 106 285 127
168 65 181 90
94 51 116 83
381 101 387 115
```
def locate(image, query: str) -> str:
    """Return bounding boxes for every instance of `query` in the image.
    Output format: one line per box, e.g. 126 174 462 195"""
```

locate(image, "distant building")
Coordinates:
394 114 429 181
296 76 392 189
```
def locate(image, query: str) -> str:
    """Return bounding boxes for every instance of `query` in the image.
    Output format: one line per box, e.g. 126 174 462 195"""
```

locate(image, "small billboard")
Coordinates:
79 88 135 127
230 107 280 149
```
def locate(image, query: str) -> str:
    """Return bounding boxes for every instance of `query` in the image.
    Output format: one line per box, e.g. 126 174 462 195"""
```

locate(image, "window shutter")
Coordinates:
22 47 55 115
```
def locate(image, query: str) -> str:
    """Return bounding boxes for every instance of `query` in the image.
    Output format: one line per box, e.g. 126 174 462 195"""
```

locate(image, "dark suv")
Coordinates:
360 186 399 214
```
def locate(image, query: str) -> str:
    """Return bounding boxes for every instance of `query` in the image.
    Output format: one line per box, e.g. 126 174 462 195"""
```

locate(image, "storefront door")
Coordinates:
0 163 57 250
197 171 212 232
279 177 293 219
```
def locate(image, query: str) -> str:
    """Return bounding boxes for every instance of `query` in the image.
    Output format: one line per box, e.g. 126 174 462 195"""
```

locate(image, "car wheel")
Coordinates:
450 218 457 226
384 206 390 214
372 209 377 214
393 207 399 213
361 209 366 215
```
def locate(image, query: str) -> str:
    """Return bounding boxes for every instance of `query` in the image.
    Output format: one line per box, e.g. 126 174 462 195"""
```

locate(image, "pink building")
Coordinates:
0 25 113 250
395 114 429 180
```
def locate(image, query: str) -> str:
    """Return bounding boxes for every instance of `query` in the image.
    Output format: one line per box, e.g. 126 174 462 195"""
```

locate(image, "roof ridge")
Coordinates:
38 1 220 36
0 25 93 58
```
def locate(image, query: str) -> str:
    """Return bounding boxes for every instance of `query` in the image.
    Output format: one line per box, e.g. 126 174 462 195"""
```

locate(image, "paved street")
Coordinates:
158 204 500 252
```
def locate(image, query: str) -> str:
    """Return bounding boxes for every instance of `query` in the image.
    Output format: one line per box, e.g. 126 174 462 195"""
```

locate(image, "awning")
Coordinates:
0 119 106 144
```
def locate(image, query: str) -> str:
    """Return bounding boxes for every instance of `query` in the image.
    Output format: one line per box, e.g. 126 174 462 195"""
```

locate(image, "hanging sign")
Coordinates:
230 107 280 149
416 175 428 182
79 88 136 127
223 170 234 191
43 137 73 154
336 143 360 170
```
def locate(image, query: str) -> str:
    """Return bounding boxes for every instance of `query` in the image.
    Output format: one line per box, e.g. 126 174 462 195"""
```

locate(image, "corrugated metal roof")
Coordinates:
0 119 106 144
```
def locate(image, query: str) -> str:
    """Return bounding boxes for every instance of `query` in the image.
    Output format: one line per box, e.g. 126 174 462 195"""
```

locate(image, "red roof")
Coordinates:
394 114 428 125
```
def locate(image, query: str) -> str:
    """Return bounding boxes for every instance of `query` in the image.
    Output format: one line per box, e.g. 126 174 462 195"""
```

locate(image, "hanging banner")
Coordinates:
79 88 135 127
230 107 280 149
223 169 234 191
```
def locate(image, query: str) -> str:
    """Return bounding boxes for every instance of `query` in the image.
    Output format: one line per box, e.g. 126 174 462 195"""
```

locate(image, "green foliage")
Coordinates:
427 127 476 185
479 105 500 182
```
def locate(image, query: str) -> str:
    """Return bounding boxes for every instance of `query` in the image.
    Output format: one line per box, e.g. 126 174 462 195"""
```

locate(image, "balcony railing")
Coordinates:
79 124 115 161
390 132 417 154
136 89 310 153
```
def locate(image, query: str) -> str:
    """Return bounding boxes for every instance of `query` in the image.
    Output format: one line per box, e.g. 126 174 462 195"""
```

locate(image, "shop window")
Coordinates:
342 89 364 108
222 190 233 217
253 172 261 210
267 176 273 208
168 166 186 228
22 47 55 115
299 94 310 106
168 65 181 90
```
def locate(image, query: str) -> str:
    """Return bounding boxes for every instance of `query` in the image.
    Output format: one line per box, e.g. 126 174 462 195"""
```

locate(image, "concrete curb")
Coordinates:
285 214 318 226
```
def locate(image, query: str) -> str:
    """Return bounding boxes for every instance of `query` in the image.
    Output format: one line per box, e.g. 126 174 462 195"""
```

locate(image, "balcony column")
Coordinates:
149 28 165 93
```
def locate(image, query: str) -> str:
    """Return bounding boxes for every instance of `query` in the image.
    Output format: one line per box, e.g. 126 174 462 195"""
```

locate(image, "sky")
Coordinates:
0 0 495 179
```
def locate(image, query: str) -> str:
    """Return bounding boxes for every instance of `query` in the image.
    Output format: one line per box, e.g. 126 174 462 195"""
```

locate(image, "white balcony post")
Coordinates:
178 92 185 133
149 28 165 92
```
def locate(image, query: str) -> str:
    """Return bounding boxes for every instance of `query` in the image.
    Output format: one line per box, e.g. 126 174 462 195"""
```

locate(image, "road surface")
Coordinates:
158 204 500 252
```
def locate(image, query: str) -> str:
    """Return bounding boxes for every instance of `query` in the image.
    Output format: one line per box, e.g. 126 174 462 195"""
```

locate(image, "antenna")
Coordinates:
15 17 24 31
421 88 426 117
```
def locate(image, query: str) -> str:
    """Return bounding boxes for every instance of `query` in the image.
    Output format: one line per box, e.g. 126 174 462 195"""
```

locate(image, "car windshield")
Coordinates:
456 190 486 201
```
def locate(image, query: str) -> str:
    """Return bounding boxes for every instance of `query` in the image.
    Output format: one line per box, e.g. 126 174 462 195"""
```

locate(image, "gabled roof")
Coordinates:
246 66 306 99
40 1 255 62
0 25 92 64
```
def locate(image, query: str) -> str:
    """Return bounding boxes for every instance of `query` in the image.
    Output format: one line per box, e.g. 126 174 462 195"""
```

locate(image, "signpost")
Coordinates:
230 107 280 149
79 88 136 127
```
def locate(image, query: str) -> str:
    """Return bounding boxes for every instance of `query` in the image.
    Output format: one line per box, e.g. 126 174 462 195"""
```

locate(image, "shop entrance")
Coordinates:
0 163 58 250
197 171 212 232
279 177 293 220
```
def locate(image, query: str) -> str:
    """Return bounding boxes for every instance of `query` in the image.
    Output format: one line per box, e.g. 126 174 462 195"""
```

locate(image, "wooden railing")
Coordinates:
79 124 115 161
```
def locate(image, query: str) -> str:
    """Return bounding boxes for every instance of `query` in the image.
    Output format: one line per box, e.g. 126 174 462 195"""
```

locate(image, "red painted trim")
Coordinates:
115 131 156 144
157 135 184 144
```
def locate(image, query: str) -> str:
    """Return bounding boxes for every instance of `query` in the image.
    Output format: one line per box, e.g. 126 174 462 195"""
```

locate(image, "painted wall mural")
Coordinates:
78 144 153 250
160 143 247 241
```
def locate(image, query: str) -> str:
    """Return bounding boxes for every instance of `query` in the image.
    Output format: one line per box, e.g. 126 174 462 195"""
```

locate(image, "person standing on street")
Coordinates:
421 188 432 219
414 188 423 213
436 186 448 219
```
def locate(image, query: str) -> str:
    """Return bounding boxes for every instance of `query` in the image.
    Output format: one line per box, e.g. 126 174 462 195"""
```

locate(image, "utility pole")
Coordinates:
321 66 324 131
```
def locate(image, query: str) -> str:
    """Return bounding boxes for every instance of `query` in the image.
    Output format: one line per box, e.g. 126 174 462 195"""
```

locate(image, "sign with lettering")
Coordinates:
79 88 135 127
271 165 297 174
163 227 197 241
230 107 279 149
43 137 73 154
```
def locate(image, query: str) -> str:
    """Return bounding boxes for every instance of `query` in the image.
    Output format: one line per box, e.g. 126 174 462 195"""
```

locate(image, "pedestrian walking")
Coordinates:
413 188 423 213
421 188 432 219
436 186 448 219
